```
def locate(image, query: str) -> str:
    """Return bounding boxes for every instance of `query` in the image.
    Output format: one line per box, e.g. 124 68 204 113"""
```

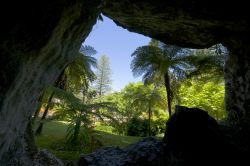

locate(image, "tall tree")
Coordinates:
131 40 191 116
131 40 224 117
35 45 97 135
102 82 167 136
128 83 166 136
94 55 112 96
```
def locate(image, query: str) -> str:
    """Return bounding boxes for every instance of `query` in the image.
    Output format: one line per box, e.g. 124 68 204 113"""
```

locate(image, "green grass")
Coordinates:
93 130 142 148
35 121 143 160
94 124 115 134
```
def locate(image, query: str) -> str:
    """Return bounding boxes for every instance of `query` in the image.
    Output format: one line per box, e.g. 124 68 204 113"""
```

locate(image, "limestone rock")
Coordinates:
163 105 246 166
33 149 64 166
103 0 250 48
78 137 162 166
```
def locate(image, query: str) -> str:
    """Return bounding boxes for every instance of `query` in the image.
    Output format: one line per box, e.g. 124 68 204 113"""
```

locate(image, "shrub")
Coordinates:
151 118 166 136
127 117 148 137
126 117 166 137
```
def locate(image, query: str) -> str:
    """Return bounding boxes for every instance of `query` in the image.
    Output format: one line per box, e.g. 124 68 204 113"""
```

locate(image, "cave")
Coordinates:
0 0 250 165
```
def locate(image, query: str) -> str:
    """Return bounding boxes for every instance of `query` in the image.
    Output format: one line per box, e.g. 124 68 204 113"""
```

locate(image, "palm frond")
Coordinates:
79 45 97 56
131 46 166 81
48 86 83 109
65 45 97 93
185 49 224 80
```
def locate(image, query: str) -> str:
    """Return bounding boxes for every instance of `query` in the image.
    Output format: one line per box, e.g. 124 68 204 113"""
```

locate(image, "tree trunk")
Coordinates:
35 69 65 135
164 72 172 117
35 92 55 135
72 118 81 144
32 92 45 123
148 107 152 136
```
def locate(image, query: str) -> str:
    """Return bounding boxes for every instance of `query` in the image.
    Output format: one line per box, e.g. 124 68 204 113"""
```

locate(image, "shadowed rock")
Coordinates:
78 137 162 166
163 105 247 166
33 149 64 166
79 106 248 166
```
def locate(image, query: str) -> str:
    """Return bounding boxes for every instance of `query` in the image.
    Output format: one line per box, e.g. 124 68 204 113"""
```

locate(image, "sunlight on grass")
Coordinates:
35 121 143 160
93 130 142 148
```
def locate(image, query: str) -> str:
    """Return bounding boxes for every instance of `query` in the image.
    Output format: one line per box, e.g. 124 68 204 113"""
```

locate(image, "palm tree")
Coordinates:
51 86 118 146
66 45 97 93
186 48 225 83
131 40 224 117
131 40 189 116
35 45 97 135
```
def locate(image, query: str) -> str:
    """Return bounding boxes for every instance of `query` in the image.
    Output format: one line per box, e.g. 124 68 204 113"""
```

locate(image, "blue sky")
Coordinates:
84 16 151 92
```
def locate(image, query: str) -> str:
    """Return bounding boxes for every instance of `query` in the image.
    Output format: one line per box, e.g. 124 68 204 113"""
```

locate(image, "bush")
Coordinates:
151 118 167 136
127 117 166 137
127 117 148 137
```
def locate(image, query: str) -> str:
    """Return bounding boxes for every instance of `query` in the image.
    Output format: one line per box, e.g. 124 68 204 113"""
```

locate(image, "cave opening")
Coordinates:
32 15 229 163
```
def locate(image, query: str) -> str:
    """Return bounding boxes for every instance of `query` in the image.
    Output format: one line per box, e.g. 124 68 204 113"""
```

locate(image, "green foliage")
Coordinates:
126 117 166 137
151 109 168 134
66 117 92 146
34 45 116 146
33 45 97 120
131 40 225 117
65 45 97 93
127 117 148 137
151 117 166 135
186 48 225 82
121 82 167 119
51 86 118 146
35 121 142 160
44 50 117 145
94 123 116 134
131 39 193 116
131 42 192 84
178 80 226 120
101 82 168 135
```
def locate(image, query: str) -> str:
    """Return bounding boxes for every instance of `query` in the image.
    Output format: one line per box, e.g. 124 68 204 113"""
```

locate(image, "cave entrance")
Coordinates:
1 1 250 165
33 15 228 161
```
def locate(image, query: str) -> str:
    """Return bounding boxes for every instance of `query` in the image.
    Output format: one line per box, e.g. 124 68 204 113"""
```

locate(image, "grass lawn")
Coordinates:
35 121 143 161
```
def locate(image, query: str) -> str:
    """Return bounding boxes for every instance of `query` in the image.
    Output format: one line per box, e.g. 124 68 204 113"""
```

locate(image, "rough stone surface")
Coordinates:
103 0 249 48
5 149 64 166
163 106 248 166
224 41 250 128
79 137 163 166
33 149 64 166
0 0 102 164
79 106 249 166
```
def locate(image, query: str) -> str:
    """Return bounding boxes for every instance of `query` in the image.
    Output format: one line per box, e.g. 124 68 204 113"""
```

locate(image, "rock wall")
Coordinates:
0 0 102 164
103 0 249 48
224 40 250 127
